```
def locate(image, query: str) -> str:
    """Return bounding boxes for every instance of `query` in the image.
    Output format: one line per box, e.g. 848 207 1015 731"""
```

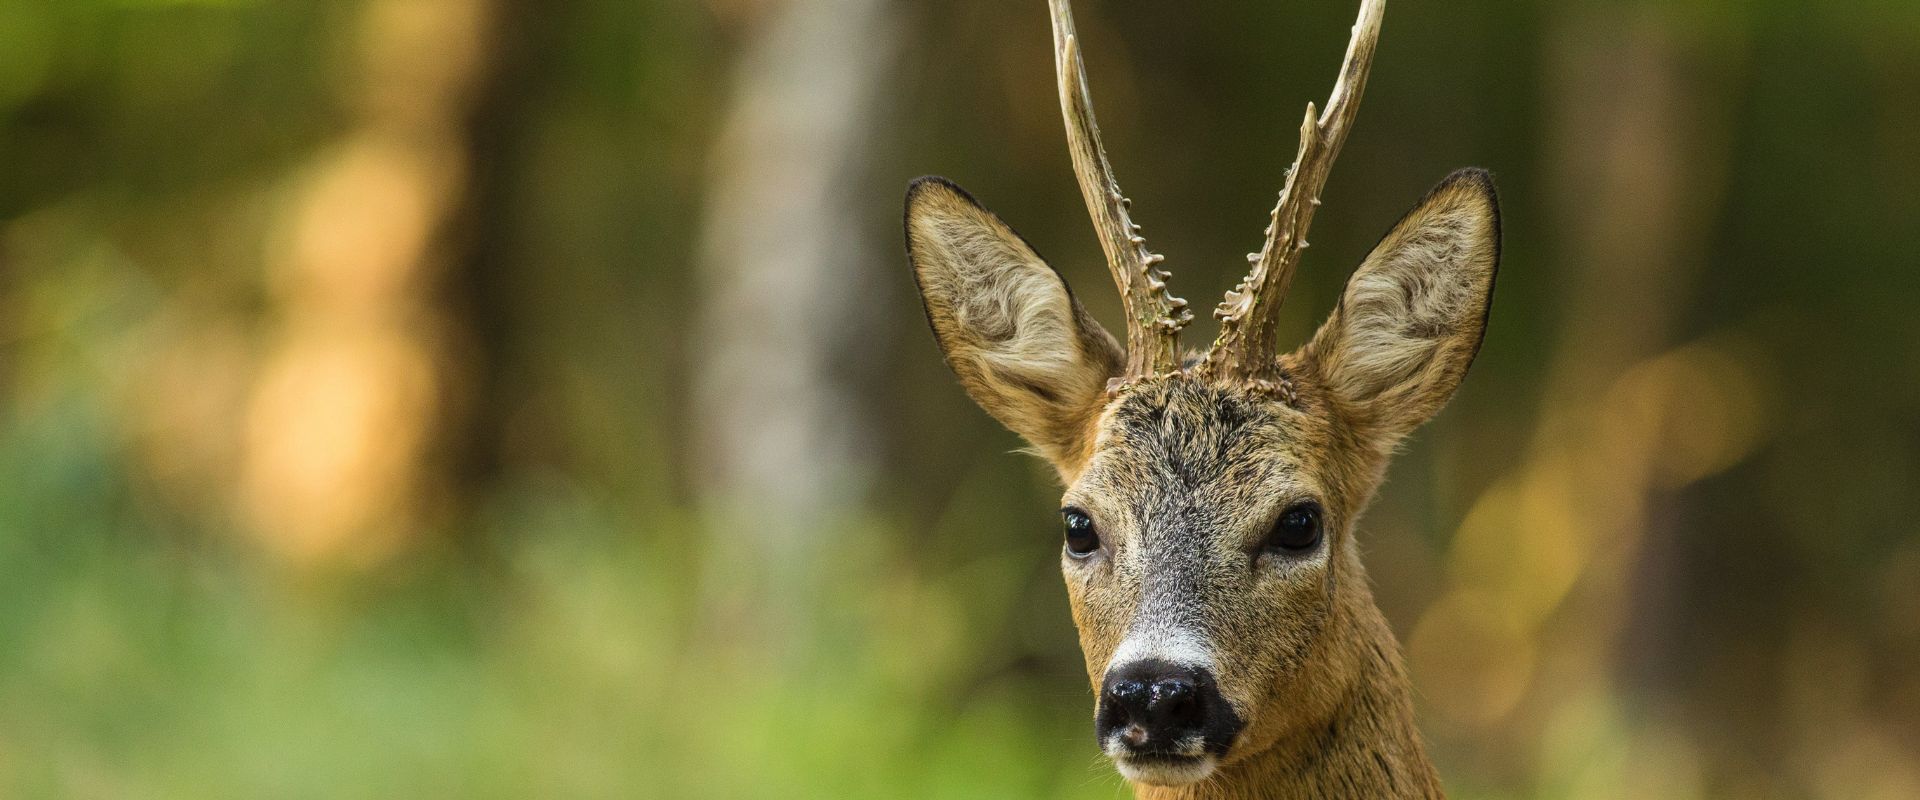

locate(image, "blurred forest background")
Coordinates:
1 0 1917 797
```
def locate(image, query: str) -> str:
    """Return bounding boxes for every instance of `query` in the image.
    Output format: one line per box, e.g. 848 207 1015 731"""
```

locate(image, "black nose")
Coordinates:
1097 659 1236 753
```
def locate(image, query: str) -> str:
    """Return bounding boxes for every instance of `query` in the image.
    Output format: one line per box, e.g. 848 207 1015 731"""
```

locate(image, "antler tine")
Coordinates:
1200 0 1385 381
1049 0 1190 382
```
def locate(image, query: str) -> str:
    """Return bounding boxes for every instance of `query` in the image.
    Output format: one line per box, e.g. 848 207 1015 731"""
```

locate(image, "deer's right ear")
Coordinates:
1304 169 1500 443
905 177 1124 474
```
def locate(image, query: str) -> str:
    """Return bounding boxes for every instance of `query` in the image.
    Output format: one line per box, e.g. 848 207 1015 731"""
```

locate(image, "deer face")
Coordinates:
907 0 1494 785
1062 376 1357 785
905 170 1499 785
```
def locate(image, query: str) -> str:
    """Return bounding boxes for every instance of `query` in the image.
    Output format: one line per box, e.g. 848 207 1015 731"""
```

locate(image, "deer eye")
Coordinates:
1062 507 1100 557
1264 502 1323 553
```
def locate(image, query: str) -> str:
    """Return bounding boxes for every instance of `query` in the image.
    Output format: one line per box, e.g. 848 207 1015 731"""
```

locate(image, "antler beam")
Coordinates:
1049 0 1190 382
1200 0 1385 381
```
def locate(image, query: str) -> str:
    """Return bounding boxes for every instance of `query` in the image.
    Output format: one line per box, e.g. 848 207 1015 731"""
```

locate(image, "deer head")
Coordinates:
905 0 1497 791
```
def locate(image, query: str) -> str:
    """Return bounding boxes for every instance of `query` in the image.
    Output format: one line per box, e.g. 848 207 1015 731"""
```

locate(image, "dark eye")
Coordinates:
1264 502 1323 553
1062 508 1100 557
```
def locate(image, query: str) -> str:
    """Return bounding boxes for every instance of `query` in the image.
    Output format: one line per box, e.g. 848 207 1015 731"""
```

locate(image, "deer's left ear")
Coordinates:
1304 168 1500 441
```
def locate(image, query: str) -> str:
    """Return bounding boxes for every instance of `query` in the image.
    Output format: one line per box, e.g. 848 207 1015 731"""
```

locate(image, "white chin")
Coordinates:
1114 755 1218 786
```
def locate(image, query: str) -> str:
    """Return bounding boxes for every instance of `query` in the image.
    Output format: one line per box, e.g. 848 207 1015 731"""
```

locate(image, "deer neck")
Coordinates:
1135 596 1441 800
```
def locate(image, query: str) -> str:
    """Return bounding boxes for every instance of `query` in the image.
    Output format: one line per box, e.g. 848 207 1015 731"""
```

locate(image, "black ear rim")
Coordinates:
901 175 1114 376
1443 168 1502 380
1328 167 1503 379
903 175 1067 292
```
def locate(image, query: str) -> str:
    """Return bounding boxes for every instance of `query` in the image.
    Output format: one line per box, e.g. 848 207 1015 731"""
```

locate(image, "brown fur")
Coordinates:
906 170 1500 798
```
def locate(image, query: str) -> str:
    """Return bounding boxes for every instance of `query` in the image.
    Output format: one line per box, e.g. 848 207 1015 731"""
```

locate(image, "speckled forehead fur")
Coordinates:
1076 368 1363 526
1067 368 1364 654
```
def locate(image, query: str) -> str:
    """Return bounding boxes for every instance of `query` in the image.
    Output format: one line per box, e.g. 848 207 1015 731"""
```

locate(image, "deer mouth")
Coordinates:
1104 726 1224 786
1112 752 1218 786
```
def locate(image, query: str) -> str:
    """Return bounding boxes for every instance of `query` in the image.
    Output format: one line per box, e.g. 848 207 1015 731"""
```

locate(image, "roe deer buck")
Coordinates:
904 0 1495 796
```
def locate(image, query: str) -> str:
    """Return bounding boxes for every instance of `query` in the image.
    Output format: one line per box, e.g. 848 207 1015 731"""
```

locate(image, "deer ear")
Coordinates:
906 177 1124 474
1305 169 1500 441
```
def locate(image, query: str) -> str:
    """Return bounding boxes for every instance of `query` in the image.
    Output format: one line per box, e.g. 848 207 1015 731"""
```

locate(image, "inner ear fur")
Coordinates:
905 176 1123 475
1303 168 1501 441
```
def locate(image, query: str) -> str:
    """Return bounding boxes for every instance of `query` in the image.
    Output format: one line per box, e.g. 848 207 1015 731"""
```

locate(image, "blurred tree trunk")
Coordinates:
237 0 499 566
692 0 899 632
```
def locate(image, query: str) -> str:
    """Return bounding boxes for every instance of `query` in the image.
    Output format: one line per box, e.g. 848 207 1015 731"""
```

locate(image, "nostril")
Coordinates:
1149 678 1192 707
1147 678 1200 724
1106 679 1149 713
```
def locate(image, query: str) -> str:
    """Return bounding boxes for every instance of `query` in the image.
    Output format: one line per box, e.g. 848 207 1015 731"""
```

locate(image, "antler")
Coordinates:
1199 0 1385 381
1049 0 1190 382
